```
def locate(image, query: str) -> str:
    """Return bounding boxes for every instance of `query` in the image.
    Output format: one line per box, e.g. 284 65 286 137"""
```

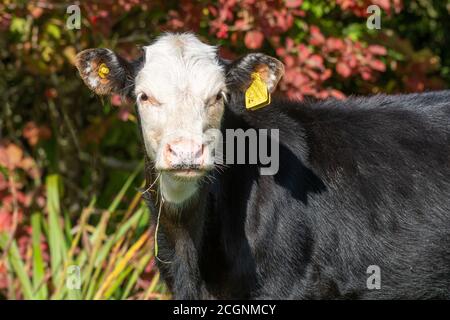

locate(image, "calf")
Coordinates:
76 33 450 299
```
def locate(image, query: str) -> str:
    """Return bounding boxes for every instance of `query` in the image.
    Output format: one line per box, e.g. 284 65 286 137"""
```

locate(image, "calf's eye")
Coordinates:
140 93 148 102
138 93 161 106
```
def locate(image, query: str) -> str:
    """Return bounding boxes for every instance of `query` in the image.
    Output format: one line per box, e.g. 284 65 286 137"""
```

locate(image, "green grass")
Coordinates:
0 165 168 300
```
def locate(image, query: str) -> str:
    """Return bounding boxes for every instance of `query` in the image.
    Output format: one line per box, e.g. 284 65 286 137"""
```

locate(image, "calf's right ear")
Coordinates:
75 48 135 96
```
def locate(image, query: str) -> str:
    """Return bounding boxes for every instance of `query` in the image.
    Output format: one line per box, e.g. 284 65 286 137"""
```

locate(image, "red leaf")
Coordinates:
286 37 295 51
325 38 344 51
336 62 352 78
361 70 372 80
309 25 325 46
216 24 229 39
330 89 346 100
111 94 123 107
276 47 286 57
308 54 324 69
320 69 332 81
285 0 303 8
369 59 386 72
244 30 264 49
297 44 311 60
284 55 295 68
368 45 387 56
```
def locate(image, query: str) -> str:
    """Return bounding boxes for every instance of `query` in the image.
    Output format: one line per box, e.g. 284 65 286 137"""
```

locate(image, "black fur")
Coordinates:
143 89 450 299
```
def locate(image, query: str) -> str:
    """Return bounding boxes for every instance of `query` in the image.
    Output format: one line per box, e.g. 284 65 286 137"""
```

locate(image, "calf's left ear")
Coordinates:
226 53 285 94
75 48 135 96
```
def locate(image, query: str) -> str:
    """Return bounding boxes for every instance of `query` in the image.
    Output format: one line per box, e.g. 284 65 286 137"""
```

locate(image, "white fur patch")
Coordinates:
159 172 199 204
88 76 98 88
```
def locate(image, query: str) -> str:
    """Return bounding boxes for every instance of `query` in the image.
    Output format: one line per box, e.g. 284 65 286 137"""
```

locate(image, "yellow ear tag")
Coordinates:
98 63 110 79
245 72 271 111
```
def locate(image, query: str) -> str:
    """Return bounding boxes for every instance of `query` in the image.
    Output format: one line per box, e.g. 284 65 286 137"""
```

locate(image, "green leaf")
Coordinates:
0 233 35 300
10 17 27 35
31 212 48 299
82 163 143 298
46 24 61 39
343 23 364 41
46 174 67 289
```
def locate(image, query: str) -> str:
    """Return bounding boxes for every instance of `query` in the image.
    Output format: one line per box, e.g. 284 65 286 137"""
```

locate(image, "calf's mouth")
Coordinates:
164 167 207 180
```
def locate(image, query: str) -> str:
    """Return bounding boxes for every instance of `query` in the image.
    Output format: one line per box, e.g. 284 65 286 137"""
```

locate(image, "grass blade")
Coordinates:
31 212 48 299
94 230 150 299
0 233 35 300
46 174 67 289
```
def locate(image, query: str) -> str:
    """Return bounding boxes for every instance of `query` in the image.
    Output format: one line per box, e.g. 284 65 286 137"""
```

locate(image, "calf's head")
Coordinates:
76 33 283 204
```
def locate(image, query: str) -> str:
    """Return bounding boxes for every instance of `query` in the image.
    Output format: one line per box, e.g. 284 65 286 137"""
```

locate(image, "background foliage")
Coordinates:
0 0 449 299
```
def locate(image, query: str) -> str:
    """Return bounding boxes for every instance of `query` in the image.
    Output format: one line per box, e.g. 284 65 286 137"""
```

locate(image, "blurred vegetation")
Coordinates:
0 0 448 299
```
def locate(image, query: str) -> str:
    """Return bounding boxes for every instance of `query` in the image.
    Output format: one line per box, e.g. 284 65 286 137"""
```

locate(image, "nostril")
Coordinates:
166 144 177 157
194 145 204 159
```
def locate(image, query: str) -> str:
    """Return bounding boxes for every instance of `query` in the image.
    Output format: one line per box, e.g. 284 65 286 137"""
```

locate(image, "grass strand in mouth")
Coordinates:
154 198 172 265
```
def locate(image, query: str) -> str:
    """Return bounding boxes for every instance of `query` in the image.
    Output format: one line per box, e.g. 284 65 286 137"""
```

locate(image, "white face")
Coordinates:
134 34 226 204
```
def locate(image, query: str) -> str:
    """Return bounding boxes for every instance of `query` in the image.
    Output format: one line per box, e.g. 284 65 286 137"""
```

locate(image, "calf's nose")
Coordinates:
164 139 204 167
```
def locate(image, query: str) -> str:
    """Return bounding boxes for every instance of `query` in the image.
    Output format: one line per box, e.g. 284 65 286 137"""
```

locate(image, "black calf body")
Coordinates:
144 91 450 299
74 35 450 300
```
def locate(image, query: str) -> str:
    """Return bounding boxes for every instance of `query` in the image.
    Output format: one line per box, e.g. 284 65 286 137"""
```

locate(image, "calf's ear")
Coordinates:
226 53 284 94
75 48 135 96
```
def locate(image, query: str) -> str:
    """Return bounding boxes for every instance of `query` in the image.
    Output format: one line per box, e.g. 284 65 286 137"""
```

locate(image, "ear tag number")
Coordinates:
245 72 271 111
97 63 110 79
